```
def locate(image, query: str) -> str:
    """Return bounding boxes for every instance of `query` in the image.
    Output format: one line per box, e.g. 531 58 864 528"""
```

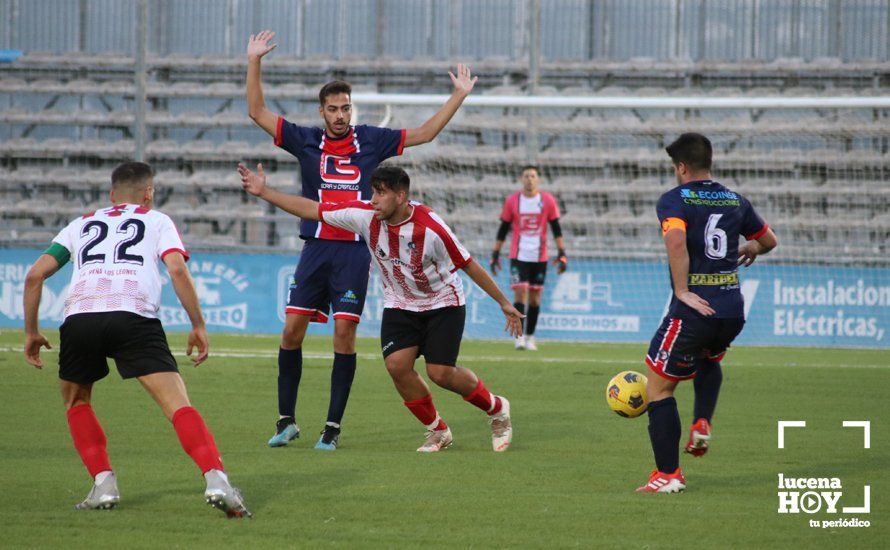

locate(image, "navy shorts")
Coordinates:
510 259 547 290
645 315 745 381
286 239 371 323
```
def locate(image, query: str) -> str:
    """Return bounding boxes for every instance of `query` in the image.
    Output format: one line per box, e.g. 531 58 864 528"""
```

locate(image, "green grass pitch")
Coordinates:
0 329 886 548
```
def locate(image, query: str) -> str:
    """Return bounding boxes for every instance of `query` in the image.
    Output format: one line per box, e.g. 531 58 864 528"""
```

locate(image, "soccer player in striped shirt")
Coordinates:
240 163 523 452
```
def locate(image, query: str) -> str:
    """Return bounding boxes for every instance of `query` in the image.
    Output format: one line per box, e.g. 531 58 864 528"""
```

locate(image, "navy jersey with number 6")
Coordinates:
275 117 406 242
656 179 768 319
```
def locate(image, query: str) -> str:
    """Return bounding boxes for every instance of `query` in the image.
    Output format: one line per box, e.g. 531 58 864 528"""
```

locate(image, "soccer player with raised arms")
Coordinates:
637 133 777 493
489 165 567 350
239 163 523 452
22 162 251 517
246 30 478 450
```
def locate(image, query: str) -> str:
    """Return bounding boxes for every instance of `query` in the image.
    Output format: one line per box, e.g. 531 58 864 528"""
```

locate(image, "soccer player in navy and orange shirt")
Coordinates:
637 133 777 493
246 30 478 450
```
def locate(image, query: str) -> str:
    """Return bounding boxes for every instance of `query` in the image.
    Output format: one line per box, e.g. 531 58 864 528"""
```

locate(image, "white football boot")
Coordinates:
489 397 513 452
204 469 252 518
416 427 454 452
514 335 526 350
75 471 120 510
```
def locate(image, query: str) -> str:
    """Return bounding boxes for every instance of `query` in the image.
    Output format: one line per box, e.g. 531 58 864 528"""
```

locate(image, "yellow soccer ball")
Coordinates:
605 371 649 418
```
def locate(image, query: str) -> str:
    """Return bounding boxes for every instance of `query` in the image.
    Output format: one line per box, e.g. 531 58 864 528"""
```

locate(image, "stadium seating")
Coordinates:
1 50 888 266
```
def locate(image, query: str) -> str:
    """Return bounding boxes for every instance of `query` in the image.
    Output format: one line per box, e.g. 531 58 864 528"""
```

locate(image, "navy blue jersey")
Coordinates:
275 118 406 241
656 180 768 319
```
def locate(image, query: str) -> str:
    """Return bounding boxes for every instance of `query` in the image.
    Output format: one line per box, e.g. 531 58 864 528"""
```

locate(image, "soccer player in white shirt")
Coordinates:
239 163 523 452
23 162 250 517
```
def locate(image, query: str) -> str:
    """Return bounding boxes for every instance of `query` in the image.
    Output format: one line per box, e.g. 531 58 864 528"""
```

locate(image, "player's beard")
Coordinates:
328 120 349 137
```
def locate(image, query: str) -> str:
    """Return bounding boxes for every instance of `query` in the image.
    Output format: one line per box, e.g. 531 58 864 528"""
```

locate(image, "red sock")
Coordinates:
66 404 112 478
463 378 502 415
172 406 224 474
404 394 447 431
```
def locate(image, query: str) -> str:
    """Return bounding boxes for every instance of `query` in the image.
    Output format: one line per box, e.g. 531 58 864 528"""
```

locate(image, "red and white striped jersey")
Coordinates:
51 203 188 320
318 200 473 312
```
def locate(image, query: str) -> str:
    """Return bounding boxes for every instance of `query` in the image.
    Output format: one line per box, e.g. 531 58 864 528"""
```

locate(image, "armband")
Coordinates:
43 242 71 267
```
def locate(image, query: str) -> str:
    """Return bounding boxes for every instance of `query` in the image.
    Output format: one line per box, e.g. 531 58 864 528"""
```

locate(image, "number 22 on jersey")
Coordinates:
78 218 146 268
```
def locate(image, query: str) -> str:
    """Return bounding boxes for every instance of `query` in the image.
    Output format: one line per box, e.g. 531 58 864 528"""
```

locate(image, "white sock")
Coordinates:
204 469 229 485
425 415 444 432
94 470 113 485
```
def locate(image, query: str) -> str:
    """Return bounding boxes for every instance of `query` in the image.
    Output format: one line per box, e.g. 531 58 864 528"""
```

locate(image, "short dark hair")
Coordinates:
319 80 352 106
111 161 154 191
520 165 539 176
665 133 712 171
371 166 410 194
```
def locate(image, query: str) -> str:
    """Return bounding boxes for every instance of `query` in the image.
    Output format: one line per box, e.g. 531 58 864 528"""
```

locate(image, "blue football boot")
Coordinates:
268 417 300 447
314 424 341 451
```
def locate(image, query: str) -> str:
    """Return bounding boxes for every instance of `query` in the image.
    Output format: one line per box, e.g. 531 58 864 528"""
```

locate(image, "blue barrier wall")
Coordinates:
2 248 888 348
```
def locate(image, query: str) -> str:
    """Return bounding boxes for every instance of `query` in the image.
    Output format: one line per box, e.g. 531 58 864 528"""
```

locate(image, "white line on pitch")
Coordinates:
2 346 887 369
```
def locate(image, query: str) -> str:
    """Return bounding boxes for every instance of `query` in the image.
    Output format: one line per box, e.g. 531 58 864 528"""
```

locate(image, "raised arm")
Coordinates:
246 30 281 137
463 259 524 337
403 64 477 148
663 228 715 317
23 254 62 368
238 163 320 220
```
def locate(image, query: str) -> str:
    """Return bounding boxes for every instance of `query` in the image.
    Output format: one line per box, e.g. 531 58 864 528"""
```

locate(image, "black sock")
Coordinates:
693 360 723 422
513 302 527 334
647 397 681 473
526 305 540 336
327 352 357 425
278 347 302 418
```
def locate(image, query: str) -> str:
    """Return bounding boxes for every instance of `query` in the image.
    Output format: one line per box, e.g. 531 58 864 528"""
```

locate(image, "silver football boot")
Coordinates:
204 469 252 518
75 471 120 510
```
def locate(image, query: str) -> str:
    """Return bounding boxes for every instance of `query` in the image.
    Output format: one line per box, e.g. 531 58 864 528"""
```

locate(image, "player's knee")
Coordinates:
60 382 91 409
528 290 543 306
384 360 409 380
425 364 452 387
63 395 91 409
281 327 306 349
332 321 357 352
646 375 677 401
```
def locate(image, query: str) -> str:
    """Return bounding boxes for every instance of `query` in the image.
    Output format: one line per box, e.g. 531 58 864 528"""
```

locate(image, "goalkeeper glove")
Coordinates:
555 249 568 274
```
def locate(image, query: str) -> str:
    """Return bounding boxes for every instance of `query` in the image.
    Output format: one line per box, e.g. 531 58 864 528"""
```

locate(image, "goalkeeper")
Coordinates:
489 165 567 351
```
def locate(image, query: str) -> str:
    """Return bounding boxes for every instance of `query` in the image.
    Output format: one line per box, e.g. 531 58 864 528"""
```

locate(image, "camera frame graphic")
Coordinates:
777 420 871 515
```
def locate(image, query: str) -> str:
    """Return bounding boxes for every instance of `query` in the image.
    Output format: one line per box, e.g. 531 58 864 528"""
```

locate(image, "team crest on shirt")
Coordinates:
376 247 386 258
407 241 416 251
